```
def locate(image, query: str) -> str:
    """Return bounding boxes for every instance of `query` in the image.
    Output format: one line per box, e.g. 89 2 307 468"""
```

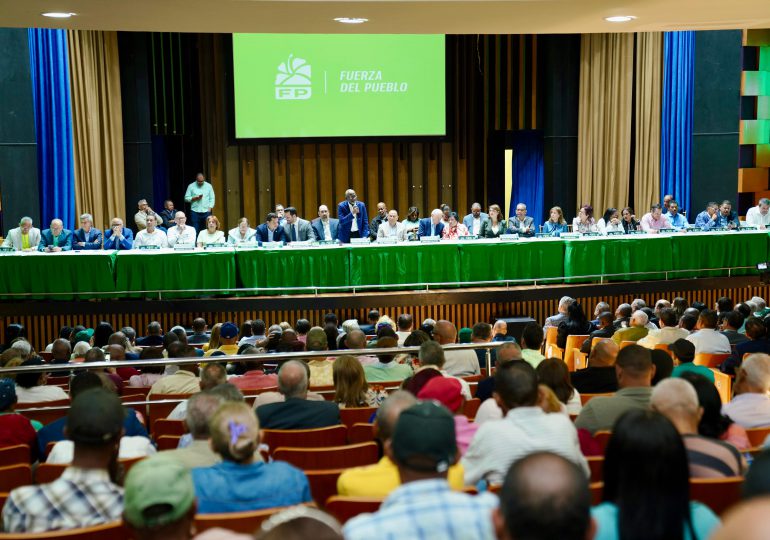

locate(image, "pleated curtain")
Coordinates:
577 33 634 215
634 32 663 214
66 30 125 230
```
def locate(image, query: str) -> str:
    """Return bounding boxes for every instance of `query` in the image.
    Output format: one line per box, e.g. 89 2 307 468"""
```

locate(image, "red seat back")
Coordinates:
347 423 376 444
325 496 383 524
273 442 379 470
0 464 32 492
0 445 31 467
339 407 377 428
261 425 348 454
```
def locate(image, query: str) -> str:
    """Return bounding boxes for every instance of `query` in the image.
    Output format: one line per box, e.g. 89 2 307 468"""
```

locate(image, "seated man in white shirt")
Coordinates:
377 210 407 242
686 309 731 354
227 217 257 245
433 320 480 376
462 203 489 236
746 198 770 229
638 308 690 349
722 353 770 428
133 215 168 248
166 212 197 246
461 360 588 485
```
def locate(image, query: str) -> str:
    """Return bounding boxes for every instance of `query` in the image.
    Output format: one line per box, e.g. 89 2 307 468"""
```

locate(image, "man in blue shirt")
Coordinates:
72 213 103 249
694 201 720 231
716 200 739 229
344 402 498 540
38 219 73 252
103 218 134 250
664 200 689 230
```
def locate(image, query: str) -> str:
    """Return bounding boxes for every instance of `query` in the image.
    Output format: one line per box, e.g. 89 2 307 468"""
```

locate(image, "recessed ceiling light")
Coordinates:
604 15 636 22
42 12 76 18
334 17 368 24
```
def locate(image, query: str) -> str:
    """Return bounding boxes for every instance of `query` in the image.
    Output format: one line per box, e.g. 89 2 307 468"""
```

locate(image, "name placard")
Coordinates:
287 240 312 247
606 231 624 236
458 235 478 241
377 236 398 244
317 240 337 246
560 233 580 239
261 241 283 249
711 227 727 232
174 244 195 251
0 246 13 252
686 227 703 233
627 230 646 235
138 245 160 250
739 226 758 231
582 232 601 237
203 243 227 249
350 238 371 245
420 236 440 243
499 234 519 241
657 228 675 234
535 233 551 238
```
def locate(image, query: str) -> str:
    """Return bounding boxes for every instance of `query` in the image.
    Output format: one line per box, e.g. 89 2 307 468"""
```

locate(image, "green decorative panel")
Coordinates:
742 119 770 144
744 71 770 96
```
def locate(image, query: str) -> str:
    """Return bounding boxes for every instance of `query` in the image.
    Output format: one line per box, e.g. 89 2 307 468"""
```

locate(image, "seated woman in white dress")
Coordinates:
197 215 226 247
597 208 624 234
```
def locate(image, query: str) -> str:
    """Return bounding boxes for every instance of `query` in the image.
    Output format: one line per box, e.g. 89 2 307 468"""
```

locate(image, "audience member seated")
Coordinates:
256 360 340 429
433 320 480 376
511 323 541 369
580 312 616 354
652 378 745 478
720 310 748 346
637 308 688 348
571 339 619 394
2 388 125 532
650 349 674 385
679 372 750 450
50 338 72 364
613 303 633 329
0 379 39 462
344 401 497 540
743 452 770 501
14 357 69 403
204 322 239 356
711 497 770 540
192 402 311 513
592 409 719 540
230 356 278 391
722 353 770 428
418 377 477 455
133 215 168 248
167 364 227 420
687 309 731 354
556 302 594 349
344 330 377 365
333 355 386 408
494 452 594 540
462 361 587 485
162 391 224 469
536 358 582 415
362 336 412 382
469 322 498 368
544 296 574 328
136 321 164 347
575 344 654 433
105 344 140 381
611 310 649 345
302 326 333 386
403 341 472 400
38 372 148 458
734 317 770 358
128 346 166 387
670 339 715 383
188 318 210 345
148 349 201 396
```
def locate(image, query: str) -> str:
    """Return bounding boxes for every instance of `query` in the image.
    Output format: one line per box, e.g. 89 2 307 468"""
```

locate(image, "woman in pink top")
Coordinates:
441 212 470 240
417 376 478 455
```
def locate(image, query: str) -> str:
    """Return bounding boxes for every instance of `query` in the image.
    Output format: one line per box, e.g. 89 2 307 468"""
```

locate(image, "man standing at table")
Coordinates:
417 209 445 238
311 205 339 242
664 200 689 230
746 198 770 229
640 204 670 233
337 189 369 243
283 207 313 242
255 212 287 244
72 213 102 250
184 173 215 233
508 203 535 237
103 218 133 250
2 217 40 251
462 203 489 235
166 211 196 246
133 215 167 248
369 202 388 241
38 219 72 252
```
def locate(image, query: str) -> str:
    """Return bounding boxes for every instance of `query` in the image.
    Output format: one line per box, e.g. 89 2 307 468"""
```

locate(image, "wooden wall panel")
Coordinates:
9 285 770 352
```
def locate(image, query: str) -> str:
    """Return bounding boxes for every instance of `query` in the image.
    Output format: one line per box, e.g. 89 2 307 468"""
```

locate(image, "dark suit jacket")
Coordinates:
508 216 535 237
103 228 134 250
283 219 314 242
556 320 595 349
255 223 287 243
369 215 386 240
417 218 444 238
38 229 73 251
580 326 616 353
570 367 618 394
311 218 340 241
257 398 341 430
476 377 495 403
337 201 370 243
359 324 376 336
479 220 507 238
73 228 103 250
136 335 164 347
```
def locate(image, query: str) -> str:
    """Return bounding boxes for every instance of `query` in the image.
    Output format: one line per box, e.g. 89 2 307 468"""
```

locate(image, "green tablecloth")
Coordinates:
457 240 564 284
0 251 116 300
563 236 672 283
349 243 462 289
235 246 350 293
114 250 236 299
670 231 769 278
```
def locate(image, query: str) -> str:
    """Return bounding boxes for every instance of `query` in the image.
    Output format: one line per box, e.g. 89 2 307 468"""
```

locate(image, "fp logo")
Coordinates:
275 54 311 100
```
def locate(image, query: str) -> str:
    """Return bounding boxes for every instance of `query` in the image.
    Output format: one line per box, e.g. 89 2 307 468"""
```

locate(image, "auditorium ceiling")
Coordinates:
1 0 769 33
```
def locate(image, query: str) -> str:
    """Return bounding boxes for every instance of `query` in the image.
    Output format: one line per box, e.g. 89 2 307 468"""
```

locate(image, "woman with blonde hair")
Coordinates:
197 215 226 247
333 355 386 408
191 402 312 513
542 206 569 236
202 323 222 353
479 204 508 238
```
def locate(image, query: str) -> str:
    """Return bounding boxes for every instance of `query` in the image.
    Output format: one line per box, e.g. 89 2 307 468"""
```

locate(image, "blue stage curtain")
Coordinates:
28 28 75 230
661 31 694 213
508 130 545 226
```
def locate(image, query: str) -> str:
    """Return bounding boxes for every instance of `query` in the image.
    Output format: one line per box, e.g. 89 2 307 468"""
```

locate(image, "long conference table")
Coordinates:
0 230 767 300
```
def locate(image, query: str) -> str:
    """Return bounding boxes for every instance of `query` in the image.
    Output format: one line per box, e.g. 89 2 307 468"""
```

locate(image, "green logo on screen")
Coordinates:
275 55 312 100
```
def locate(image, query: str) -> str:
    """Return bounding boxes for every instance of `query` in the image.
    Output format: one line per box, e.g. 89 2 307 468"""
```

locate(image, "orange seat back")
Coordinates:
580 393 612 405
194 505 298 534
464 398 481 420
261 425 348 454
746 427 770 447
590 482 603 506
564 335 590 370
273 442 379 470
693 353 730 368
16 399 71 425
587 456 604 483
0 464 32 492
147 394 191 426
690 477 743 515
0 521 129 539
153 419 186 438
156 435 182 451
593 430 612 454
710 369 732 404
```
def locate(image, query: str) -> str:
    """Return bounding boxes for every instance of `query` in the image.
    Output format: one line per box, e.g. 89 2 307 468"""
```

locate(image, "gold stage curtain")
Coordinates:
577 33 634 216
634 32 663 215
67 30 125 230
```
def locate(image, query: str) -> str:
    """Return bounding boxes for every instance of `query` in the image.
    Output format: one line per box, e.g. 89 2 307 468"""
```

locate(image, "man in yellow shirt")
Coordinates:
204 322 239 357
337 390 465 496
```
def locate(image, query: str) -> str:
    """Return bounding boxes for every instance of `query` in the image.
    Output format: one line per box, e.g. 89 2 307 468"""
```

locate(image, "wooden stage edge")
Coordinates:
0 275 763 317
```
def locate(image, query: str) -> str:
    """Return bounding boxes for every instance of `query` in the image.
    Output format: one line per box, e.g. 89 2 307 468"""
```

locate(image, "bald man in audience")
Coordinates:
571 339 619 394
434 320 480 376
105 344 140 381
722 353 770 428
651 378 745 478
575 344 654 433
492 321 514 342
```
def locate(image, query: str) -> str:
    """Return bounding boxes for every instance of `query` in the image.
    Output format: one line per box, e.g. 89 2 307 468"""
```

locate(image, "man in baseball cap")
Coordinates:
205 322 239 357
344 401 498 540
